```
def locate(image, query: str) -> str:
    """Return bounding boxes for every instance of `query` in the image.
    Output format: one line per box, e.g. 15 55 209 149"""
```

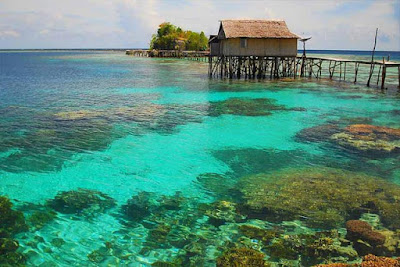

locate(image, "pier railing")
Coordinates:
208 55 400 89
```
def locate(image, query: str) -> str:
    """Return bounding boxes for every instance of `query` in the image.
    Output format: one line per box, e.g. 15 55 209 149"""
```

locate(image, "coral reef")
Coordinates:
360 254 400 266
47 189 116 216
346 220 400 256
208 98 302 117
0 196 27 237
0 238 26 266
315 254 400 267
264 230 358 265
346 220 385 247
157 191 185 210
0 118 114 173
238 167 400 229
54 110 103 121
216 247 267 267
121 192 157 221
111 104 166 122
331 124 400 154
296 124 341 143
27 210 57 230
238 224 279 245
201 200 244 227
0 196 27 266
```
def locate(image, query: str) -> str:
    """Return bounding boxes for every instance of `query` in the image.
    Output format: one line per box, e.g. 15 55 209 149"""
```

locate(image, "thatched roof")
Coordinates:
219 20 299 39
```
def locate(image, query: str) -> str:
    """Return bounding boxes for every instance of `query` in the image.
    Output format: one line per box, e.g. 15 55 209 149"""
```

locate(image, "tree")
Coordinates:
149 22 208 51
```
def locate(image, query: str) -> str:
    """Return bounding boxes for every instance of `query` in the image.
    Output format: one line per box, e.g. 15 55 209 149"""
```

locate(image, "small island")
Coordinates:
126 22 209 58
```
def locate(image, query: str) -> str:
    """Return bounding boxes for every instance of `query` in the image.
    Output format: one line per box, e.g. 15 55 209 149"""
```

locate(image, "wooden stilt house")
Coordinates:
210 20 299 57
208 19 301 78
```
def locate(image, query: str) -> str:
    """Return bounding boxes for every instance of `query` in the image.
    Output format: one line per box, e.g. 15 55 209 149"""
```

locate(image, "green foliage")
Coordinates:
150 22 208 51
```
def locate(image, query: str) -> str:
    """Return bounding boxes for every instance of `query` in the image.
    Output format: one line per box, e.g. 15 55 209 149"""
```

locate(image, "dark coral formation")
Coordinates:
296 124 342 143
0 118 114 173
121 192 156 221
27 210 57 230
216 248 267 267
0 238 26 266
346 220 385 247
47 188 116 216
238 167 400 229
346 220 400 257
208 98 303 117
0 196 28 266
0 196 27 237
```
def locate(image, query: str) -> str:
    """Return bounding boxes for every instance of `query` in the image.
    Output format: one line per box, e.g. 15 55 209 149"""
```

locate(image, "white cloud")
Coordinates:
0 0 398 50
0 30 20 38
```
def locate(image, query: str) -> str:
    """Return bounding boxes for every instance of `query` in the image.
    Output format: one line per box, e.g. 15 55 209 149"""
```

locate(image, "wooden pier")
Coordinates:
208 55 400 89
125 49 400 89
126 49 209 61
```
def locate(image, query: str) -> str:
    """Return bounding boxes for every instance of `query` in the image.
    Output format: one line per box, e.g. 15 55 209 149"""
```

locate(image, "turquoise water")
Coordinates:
1 51 400 266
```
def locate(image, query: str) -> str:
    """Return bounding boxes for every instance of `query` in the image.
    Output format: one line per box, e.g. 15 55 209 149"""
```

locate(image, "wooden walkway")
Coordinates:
299 56 400 89
125 50 400 89
126 49 209 61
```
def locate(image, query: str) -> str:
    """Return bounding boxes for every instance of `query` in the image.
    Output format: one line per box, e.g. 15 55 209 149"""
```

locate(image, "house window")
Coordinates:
240 38 247 48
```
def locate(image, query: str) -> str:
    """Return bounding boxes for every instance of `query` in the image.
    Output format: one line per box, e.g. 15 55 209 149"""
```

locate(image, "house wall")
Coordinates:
210 42 220 56
220 38 297 57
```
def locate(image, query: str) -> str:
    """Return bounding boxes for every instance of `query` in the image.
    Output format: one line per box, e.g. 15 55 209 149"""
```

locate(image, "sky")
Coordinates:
0 0 399 51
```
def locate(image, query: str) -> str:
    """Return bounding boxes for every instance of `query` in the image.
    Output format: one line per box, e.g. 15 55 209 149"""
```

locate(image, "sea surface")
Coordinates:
0 50 400 266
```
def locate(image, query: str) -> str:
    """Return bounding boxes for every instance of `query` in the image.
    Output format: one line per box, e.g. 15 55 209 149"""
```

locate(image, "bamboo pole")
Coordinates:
398 66 400 89
367 28 378 87
376 65 382 85
354 63 359 83
381 57 386 89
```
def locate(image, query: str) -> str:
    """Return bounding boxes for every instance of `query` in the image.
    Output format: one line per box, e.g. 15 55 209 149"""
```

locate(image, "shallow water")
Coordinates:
0 51 399 266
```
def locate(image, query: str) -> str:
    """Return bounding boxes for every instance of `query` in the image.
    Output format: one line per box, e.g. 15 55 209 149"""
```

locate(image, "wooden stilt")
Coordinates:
229 57 233 79
237 57 242 79
208 56 212 77
381 58 386 90
354 63 359 83
398 66 400 89
376 65 382 85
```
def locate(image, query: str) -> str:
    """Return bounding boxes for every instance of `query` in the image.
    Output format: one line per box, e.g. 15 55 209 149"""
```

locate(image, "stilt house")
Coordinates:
209 20 299 57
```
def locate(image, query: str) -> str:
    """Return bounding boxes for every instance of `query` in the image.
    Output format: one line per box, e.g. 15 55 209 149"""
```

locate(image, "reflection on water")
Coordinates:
0 51 399 266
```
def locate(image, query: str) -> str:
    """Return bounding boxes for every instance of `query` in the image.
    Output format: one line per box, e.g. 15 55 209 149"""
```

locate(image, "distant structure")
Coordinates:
208 19 300 78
